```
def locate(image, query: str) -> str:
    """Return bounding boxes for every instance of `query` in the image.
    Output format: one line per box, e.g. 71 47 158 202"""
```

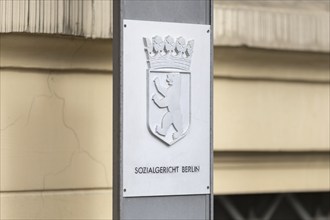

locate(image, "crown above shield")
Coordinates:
144 36 194 71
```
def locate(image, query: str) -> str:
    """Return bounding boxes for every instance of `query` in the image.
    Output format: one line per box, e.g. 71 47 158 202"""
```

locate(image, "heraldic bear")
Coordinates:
152 73 183 140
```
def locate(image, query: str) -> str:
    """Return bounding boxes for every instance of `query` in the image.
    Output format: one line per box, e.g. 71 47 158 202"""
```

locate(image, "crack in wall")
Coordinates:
2 72 111 216
41 74 110 188
32 72 110 216
0 115 23 131
1 77 52 132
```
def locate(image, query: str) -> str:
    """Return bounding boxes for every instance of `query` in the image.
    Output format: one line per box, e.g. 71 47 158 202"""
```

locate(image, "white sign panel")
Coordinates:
123 20 211 197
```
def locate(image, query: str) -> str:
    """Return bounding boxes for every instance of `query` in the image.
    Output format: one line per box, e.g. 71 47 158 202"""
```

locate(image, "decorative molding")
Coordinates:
1 35 329 84
0 34 112 72
0 0 112 38
0 0 329 52
214 152 330 194
214 1 330 52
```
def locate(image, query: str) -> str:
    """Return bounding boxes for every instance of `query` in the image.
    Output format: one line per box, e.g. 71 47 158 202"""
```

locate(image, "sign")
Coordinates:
123 19 211 197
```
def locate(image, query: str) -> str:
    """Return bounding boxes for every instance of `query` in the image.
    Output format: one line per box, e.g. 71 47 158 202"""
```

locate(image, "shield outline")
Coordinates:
147 69 191 146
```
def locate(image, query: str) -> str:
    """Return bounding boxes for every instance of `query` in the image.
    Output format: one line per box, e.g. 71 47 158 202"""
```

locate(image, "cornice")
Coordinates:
0 0 329 52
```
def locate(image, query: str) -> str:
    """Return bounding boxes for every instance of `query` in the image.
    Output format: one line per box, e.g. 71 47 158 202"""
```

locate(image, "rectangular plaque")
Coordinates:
123 19 211 197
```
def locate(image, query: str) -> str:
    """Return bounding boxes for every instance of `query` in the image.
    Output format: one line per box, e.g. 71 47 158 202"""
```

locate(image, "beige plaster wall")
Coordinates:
1 190 112 220
214 79 329 151
0 34 329 219
1 70 112 191
214 152 330 195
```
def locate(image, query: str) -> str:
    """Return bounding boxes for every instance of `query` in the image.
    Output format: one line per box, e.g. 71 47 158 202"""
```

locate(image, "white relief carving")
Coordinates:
144 36 194 71
144 36 193 145
152 74 183 140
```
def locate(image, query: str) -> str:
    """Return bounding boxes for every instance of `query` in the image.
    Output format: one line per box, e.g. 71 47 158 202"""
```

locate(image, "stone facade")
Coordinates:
1 1 329 219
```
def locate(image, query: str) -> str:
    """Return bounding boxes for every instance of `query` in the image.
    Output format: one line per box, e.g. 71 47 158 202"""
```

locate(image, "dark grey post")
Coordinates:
113 1 213 219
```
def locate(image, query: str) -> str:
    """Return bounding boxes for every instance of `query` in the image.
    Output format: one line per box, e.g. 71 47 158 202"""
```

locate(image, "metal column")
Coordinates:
113 1 213 219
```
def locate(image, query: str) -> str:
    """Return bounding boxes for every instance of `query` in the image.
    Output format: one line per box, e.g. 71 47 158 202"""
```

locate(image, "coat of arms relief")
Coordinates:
144 36 194 145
